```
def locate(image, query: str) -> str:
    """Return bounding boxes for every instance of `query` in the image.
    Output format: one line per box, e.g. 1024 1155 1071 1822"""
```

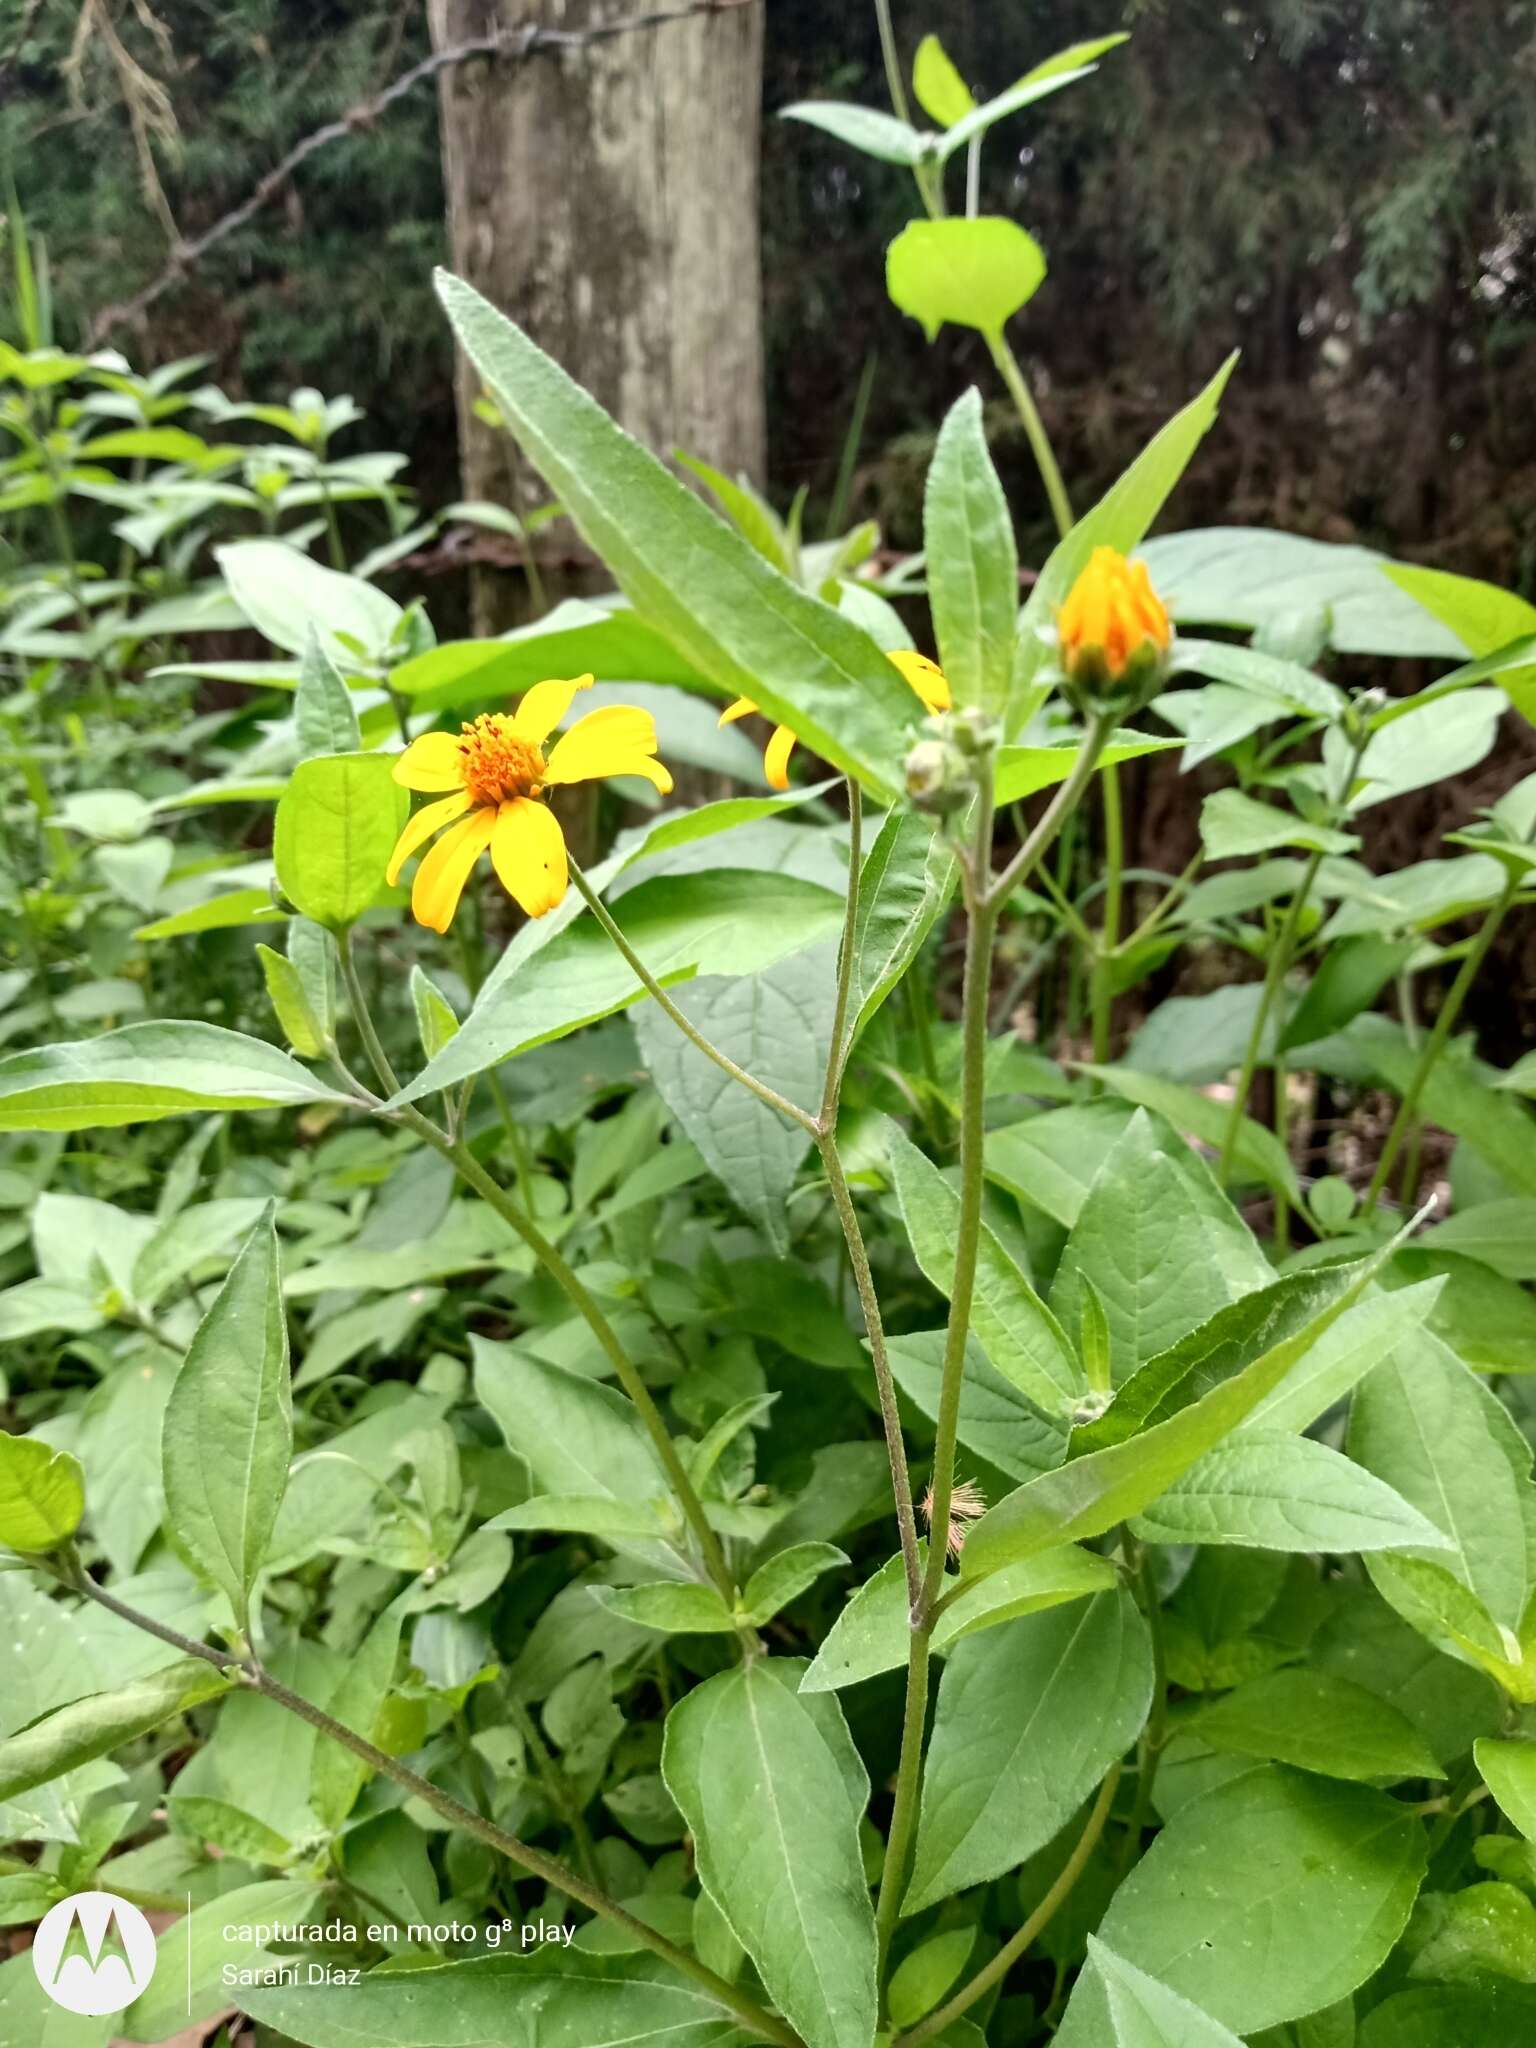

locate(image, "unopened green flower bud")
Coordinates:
904 735 971 815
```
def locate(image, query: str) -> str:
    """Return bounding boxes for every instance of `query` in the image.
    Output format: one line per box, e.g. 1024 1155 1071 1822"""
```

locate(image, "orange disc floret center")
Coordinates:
456 714 546 807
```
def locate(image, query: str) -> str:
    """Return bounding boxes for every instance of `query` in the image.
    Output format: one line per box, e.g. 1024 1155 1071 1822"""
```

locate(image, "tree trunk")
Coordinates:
428 0 767 632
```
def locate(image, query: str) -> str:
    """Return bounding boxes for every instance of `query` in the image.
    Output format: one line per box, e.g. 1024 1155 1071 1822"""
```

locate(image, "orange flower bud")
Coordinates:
1056 547 1171 714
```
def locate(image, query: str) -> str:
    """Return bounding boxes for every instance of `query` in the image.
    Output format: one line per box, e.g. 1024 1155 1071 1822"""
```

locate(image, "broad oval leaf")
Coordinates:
887 216 1047 341
1091 1766 1427 2032
273 752 407 930
0 1434 84 1552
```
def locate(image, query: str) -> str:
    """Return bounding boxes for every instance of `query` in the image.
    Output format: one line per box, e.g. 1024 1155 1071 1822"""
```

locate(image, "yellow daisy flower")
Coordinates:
387 674 673 932
718 649 952 790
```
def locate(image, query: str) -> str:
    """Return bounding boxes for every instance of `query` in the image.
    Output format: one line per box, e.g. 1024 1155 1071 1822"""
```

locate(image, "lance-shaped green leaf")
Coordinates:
0 1658 233 1802
1049 1109 1272 1385
662 1660 876 2048
436 270 917 799
1384 561 1536 723
273 751 407 930
594 1581 737 1636
256 944 328 1058
963 1223 1426 1580
311 1596 407 1829
1350 1329 1535 1633
1011 354 1238 731
161 1207 292 1634
1131 1434 1456 1556
779 100 932 166
844 807 958 1050
293 626 362 757
217 538 402 663
0 1434 84 1552
933 64 1098 161
1191 1668 1442 1783
392 868 845 1107
242 1948 768 2047
409 965 458 1060
1476 1737 1536 1841
925 388 1017 714
887 1121 1084 1414
0 1020 351 1131
119 1877 323 2045
912 33 975 125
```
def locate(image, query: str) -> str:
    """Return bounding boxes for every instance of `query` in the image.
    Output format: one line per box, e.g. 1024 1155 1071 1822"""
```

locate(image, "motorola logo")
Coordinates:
31 1891 158 2016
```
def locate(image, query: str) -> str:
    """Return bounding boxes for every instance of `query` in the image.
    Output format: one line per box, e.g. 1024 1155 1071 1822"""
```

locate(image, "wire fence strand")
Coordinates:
88 0 758 343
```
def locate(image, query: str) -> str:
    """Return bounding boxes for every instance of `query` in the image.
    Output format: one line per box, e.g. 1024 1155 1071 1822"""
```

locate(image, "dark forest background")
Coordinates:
8 0 1536 1031
14 0 1536 578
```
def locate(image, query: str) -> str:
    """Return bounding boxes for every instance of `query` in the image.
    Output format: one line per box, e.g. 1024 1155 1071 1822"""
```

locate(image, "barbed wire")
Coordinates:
87 0 758 345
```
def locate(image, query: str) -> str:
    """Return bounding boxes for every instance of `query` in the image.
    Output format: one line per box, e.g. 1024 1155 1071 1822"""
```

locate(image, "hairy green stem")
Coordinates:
985 329 1073 542
336 933 736 1608
1090 761 1124 1067
894 1765 1122 2047
52 1563 796 2045
1217 845 1323 1186
821 782 864 1122
1363 873 1521 1215
818 1132 922 1609
876 778 999 1986
569 861 817 1134
1118 1547 1168 1872
987 715 1117 913
920 793 998 1622
874 1620 932 1982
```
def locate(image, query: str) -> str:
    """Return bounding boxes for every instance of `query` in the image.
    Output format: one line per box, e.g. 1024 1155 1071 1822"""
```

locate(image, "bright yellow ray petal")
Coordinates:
888 648 951 712
393 730 466 792
577 752 675 793
410 807 495 933
763 724 796 790
512 673 595 746
543 704 664 786
490 796 569 918
386 789 471 886
718 696 758 727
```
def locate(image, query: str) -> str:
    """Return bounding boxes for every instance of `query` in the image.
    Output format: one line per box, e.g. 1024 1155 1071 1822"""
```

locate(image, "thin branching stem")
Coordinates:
568 860 818 1134
50 1560 797 2046
1362 871 1521 1215
893 1766 1123 2047
336 931 737 1608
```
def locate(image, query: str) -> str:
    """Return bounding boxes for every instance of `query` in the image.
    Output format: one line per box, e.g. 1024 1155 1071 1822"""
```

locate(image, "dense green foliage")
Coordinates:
3 9 1536 2048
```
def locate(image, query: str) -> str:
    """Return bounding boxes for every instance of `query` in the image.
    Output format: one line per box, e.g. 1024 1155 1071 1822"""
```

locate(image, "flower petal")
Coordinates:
513 673 595 746
888 649 951 712
490 796 569 918
386 789 471 885
763 724 797 790
718 695 758 727
543 704 665 786
393 730 466 792
410 807 495 933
